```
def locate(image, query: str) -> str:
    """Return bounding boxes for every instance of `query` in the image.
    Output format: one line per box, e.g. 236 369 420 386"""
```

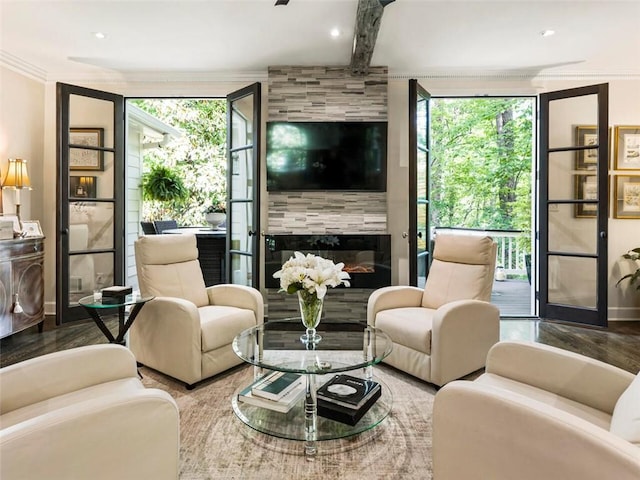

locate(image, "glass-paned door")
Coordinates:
539 83 608 327
226 83 261 287
56 83 125 323
409 79 431 287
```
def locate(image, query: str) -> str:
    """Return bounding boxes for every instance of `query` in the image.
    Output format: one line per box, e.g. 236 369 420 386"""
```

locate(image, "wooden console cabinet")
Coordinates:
0 237 45 338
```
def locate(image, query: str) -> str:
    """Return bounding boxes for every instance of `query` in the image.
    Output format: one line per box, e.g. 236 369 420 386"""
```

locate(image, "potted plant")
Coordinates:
140 164 188 220
616 247 640 291
204 196 226 229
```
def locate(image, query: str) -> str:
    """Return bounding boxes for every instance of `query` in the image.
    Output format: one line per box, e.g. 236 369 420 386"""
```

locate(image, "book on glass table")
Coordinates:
238 381 305 414
316 374 381 410
316 374 382 426
251 371 303 401
101 285 133 297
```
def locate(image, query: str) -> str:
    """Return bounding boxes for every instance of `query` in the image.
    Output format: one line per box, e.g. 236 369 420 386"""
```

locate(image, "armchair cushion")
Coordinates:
375 307 434 355
200 305 257 351
135 235 208 307
611 372 640 446
422 234 496 309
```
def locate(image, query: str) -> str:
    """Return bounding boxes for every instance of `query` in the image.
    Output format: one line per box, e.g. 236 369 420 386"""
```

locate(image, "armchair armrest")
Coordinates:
0 345 137 415
129 296 201 365
207 284 264 324
1 390 179 480
486 341 635 414
367 286 424 326
433 381 640 480
430 299 500 385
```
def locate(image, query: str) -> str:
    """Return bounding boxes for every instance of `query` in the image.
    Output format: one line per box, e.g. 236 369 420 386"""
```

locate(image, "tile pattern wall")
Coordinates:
266 65 390 322
268 65 388 122
267 192 387 234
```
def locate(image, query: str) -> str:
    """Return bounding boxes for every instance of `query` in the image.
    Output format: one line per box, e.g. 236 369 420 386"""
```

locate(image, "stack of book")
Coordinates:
316 374 382 426
237 371 305 413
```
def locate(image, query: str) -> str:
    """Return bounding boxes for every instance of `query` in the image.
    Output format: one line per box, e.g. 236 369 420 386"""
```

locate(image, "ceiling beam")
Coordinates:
350 0 395 76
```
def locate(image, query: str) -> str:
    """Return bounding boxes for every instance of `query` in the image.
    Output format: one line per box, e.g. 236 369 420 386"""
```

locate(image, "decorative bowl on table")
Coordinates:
205 212 226 229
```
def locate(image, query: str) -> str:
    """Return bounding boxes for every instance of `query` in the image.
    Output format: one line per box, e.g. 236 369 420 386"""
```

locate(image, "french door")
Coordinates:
408 79 431 287
539 83 609 327
226 83 261 288
56 83 125 323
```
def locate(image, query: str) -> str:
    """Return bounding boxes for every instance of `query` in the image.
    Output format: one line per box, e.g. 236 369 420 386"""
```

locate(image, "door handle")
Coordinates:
248 230 256 237
600 231 607 239
417 231 423 239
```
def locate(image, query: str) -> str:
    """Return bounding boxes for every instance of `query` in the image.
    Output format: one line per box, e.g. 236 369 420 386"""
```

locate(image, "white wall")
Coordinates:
0 67 44 227
0 66 48 300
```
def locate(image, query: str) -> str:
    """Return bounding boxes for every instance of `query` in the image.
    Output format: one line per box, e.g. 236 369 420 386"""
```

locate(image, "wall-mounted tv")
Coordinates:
266 121 387 191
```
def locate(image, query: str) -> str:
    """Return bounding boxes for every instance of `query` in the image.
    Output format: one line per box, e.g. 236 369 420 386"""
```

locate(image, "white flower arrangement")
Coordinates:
273 251 351 299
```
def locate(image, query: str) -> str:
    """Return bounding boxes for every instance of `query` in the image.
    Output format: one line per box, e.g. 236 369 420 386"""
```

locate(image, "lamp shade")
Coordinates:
3 159 31 189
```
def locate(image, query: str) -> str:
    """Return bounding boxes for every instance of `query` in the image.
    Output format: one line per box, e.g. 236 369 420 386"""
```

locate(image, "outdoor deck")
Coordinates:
491 278 533 317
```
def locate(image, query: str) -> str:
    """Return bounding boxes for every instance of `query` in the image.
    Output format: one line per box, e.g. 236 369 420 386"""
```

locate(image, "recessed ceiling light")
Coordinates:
540 29 555 37
93 32 106 39
330 28 341 38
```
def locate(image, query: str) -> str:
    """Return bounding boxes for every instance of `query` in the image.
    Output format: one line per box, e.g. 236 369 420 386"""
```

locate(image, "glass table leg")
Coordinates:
304 372 317 458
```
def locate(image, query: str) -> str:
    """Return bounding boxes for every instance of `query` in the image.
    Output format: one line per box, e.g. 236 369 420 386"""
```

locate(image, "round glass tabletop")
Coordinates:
233 319 393 375
77 293 154 309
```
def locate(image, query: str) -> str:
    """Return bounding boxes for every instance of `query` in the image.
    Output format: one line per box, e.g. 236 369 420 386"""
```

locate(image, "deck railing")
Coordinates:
435 227 529 276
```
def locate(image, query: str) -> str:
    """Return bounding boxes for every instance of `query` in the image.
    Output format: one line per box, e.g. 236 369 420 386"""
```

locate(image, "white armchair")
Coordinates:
433 341 640 480
367 233 500 386
131 234 264 388
0 345 179 480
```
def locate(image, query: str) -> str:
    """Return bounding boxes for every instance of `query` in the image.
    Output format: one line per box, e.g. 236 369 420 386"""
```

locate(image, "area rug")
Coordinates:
141 363 436 480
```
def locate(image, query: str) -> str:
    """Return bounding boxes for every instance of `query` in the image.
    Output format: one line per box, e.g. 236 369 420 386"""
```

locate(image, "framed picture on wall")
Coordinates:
574 174 598 218
575 125 598 170
69 176 97 198
614 175 640 219
69 128 104 171
613 126 640 170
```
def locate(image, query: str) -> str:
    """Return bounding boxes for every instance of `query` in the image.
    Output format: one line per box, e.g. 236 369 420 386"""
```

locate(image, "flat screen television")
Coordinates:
266 121 387 191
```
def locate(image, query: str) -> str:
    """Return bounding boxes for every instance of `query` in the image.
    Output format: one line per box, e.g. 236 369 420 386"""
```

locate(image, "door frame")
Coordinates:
539 83 609 327
408 79 431 287
226 83 262 288
56 82 125 323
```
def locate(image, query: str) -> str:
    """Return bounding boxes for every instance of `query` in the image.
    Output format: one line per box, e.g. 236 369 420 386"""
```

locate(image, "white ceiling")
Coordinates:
1 0 639 82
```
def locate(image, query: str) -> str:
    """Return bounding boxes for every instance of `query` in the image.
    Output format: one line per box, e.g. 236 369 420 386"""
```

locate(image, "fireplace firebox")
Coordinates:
265 234 391 289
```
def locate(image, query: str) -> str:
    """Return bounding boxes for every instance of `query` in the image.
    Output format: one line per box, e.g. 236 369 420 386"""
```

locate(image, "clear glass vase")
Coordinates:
297 290 323 344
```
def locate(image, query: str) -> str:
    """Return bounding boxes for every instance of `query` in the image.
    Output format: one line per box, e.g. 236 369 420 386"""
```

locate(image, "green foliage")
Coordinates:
430 98 533 251
130 98 227 225
616 248 640 291
141 164 188 202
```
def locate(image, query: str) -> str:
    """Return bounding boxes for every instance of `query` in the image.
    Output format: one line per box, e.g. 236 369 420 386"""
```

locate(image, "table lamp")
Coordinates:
2 158 32 226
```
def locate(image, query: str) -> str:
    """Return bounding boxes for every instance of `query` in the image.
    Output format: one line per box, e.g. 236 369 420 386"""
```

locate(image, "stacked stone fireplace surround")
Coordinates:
266 66 389 323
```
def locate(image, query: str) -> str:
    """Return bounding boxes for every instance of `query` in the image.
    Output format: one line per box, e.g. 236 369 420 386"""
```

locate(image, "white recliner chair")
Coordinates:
433 341 640 480
367 233 500 387
0 344 179 480
131 234 264 388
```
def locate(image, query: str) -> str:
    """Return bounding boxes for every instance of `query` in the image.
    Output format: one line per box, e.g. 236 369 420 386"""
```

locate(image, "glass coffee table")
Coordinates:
232 319 393 457
78 293 154 345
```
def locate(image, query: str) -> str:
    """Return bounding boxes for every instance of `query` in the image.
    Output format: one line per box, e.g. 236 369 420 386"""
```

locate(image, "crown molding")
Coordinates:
3 50 639 85
0 51 47 82
389 69 640 81
47 69 269 84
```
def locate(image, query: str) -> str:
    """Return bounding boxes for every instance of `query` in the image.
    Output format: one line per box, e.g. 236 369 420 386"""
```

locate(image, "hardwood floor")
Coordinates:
2 315 640 374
